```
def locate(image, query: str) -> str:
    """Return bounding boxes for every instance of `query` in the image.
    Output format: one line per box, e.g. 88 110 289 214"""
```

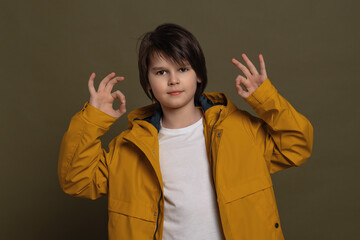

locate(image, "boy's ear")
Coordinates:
197 78 202 83
147 84 151 90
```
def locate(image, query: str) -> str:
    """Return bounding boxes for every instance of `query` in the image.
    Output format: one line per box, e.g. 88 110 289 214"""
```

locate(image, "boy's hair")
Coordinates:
138 23 207 102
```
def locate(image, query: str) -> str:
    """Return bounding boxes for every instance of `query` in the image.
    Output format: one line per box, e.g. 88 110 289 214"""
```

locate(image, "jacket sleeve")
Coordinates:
244 78 314 174
58 102 118 199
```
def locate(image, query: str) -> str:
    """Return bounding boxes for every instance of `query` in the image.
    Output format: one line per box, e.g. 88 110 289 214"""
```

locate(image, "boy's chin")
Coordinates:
159 100 195 112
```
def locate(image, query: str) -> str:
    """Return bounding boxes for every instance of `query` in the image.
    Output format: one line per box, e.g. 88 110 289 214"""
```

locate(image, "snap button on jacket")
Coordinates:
58 79 313 239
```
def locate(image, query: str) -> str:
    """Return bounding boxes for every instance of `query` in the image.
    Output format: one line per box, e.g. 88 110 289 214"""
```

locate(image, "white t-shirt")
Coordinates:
158 117 223 240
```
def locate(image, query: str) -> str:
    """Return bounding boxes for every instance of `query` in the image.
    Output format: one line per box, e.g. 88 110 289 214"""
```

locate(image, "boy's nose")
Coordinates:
168 74 180 85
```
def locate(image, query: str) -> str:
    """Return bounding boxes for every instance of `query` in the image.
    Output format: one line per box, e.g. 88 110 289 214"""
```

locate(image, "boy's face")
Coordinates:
148 53 201 112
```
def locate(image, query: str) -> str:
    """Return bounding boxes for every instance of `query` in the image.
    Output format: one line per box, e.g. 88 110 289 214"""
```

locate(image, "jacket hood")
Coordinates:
127 92 237 132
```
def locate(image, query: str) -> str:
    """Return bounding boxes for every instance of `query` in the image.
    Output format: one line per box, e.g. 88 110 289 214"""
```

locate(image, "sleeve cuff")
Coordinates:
80 102 118 129
245 78 277 106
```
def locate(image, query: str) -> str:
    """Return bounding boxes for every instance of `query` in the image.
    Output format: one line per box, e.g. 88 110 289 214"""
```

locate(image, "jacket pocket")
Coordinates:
108 197 157 240
222 174 273 203
108 197 157 222
221 175 283 239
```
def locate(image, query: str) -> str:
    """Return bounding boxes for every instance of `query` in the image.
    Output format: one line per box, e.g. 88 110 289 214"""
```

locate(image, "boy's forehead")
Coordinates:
149 52 188 67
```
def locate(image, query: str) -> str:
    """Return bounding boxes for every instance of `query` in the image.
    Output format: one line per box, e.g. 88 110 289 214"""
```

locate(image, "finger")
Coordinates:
88 73 97 95
231 58 252 78
236 73 253 89
235 75 248 97
98 72 116 91
242 53 259 75
259 54 267 77
105 76 125 92
112 90 126 114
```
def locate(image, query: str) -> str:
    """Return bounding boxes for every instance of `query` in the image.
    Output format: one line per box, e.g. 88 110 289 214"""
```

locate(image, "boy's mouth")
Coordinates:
168 91 183 96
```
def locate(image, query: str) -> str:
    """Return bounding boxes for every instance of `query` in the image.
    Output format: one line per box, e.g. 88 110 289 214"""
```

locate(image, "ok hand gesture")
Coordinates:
88 72 126 119
231 53 267 99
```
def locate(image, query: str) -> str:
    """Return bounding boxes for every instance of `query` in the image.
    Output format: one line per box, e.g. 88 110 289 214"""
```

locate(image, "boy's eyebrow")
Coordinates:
150 66 165 71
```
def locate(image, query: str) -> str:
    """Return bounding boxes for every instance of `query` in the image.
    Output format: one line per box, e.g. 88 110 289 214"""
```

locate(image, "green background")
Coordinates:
1 0 359 239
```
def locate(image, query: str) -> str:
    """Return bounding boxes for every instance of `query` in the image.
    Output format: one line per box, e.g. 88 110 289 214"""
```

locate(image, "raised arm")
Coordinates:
58 73 126 199
232 54 313 173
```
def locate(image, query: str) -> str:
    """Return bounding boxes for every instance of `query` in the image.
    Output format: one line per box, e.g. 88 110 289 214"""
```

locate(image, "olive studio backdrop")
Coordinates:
1 0 359 239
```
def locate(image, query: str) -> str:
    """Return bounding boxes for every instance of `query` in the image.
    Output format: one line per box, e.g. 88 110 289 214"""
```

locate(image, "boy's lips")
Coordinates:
168 90 183 96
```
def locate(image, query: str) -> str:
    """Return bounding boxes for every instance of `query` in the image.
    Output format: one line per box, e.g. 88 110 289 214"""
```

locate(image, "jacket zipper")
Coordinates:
209 109 222 189
153 190 162 240
208 109 224 237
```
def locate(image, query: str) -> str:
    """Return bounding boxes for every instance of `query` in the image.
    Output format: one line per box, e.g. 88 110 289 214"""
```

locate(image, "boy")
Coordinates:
58 23 313 239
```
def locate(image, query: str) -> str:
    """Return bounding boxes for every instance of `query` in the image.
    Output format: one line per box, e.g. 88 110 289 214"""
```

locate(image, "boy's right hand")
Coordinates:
88 72 126 119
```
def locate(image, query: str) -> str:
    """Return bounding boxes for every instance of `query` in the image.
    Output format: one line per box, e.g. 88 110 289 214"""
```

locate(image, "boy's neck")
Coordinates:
161 105 203 129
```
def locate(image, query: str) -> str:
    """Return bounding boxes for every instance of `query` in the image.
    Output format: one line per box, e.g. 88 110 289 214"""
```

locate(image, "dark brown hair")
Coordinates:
138 23 207 102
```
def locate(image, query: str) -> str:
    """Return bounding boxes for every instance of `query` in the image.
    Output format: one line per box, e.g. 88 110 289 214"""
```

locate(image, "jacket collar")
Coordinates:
124 92 237 191
127 92 237 132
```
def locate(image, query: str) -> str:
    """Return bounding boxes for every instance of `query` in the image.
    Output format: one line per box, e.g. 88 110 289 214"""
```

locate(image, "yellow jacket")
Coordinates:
58 79 313 239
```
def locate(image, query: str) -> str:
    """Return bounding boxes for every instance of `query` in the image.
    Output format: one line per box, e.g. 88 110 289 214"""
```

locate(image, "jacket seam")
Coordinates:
239 111 258 145
63 120 86 183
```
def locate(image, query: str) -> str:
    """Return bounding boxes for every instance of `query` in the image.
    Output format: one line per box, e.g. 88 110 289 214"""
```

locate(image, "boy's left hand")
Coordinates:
232 53 267 98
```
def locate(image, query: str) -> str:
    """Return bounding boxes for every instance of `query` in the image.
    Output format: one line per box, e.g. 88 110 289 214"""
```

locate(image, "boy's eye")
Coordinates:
156 70 166 75
179 67 188 72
